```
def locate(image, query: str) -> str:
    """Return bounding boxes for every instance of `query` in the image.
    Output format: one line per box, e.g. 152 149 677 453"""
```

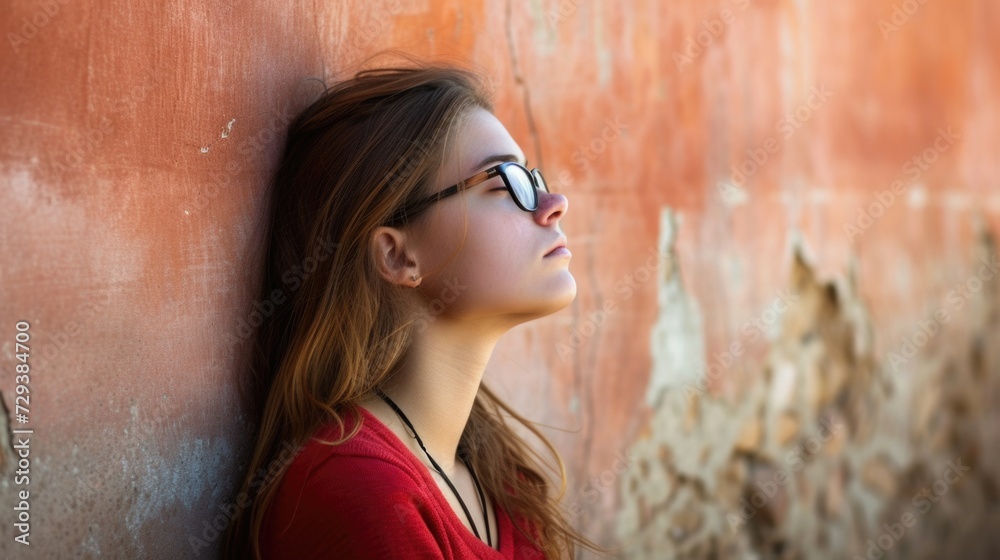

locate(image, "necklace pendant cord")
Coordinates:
373 388 492 548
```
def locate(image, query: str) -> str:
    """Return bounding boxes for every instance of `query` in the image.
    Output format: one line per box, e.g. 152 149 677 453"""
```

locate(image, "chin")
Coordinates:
542 274 578 311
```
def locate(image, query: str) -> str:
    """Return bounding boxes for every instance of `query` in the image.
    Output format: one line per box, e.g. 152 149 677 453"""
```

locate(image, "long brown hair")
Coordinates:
221 54 615 560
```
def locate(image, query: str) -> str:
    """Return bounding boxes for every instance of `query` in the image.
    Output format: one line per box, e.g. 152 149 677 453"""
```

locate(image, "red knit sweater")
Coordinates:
259 405 547 559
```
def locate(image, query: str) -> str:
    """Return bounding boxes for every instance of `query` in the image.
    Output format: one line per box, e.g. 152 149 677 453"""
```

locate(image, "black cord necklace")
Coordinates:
374 387 492 548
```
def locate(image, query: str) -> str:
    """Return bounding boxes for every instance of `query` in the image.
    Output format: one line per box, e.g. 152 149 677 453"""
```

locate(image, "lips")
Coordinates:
544 236 567 257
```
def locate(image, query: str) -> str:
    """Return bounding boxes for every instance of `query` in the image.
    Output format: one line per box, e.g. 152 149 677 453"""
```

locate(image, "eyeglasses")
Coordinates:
385 162 549 226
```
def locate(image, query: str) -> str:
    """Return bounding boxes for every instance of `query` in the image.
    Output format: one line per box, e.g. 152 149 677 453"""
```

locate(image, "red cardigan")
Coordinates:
259 405 547 559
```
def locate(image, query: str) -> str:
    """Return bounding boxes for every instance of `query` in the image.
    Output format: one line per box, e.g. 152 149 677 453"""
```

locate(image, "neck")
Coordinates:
372 318 505 476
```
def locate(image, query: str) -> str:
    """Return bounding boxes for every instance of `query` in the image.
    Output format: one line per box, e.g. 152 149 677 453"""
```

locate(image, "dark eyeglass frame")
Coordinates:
385 162 549 226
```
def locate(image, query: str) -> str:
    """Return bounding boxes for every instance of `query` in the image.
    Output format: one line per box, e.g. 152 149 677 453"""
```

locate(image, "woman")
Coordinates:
221 56 613 559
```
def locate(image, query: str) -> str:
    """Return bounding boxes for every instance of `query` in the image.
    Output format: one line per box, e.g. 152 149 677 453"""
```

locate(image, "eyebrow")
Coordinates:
469 153 528 174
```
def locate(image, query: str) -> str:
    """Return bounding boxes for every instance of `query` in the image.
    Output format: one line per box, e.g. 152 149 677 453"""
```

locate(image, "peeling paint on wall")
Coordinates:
615 224 1000 559
647 206 706 408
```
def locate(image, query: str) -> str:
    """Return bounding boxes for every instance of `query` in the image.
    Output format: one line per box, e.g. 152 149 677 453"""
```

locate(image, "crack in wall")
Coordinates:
504 0 544 171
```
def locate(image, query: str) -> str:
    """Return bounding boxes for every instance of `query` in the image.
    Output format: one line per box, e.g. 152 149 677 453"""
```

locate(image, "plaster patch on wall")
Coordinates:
0 392 12 474
647 206 705 408
1 164 148 289
615 228 1000 559
121 420 236 555
199 118 237 153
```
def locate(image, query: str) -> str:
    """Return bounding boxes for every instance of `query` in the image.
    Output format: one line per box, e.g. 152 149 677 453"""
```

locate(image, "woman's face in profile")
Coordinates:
408 106 576 325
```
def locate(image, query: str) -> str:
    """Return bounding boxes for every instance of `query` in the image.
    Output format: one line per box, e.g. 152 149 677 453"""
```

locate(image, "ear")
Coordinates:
372 226 421 287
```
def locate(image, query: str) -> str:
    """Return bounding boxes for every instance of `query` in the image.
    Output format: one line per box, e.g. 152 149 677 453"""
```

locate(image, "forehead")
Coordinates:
437 108 526 184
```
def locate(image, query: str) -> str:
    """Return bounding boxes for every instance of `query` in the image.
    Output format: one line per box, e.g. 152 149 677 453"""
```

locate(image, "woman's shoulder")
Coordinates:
259 409 448 558
286 406 425 491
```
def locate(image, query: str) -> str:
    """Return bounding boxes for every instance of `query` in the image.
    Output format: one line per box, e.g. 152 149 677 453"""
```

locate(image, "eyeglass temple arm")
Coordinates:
386 168 499 225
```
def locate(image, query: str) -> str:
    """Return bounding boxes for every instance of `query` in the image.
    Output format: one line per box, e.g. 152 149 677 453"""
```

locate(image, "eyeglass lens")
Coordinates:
506 165 549 210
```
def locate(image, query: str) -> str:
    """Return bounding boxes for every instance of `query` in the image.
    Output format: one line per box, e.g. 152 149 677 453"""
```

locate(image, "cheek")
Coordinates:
454 222 525 285
427 217 532 302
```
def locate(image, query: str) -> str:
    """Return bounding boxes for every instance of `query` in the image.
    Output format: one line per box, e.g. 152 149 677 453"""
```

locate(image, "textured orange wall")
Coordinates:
1 0 997 558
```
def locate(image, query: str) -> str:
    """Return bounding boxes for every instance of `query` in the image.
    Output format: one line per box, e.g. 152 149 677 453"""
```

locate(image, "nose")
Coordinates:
534 190 568 226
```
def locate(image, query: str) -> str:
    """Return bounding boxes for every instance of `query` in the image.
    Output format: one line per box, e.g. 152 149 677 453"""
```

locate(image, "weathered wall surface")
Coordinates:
1 0 997 558
615 214 1000 558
